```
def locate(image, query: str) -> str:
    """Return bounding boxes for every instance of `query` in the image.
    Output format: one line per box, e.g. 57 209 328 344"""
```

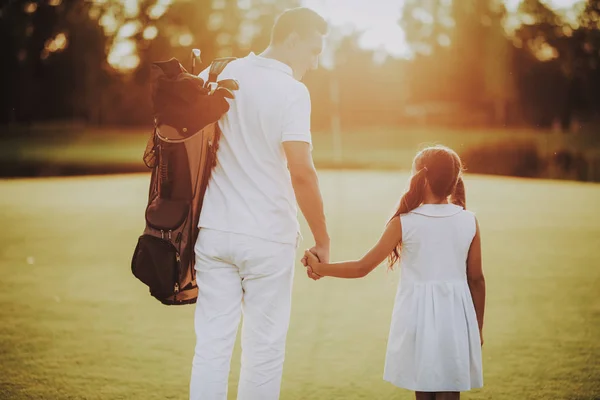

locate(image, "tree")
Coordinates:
0 0 108 124
400 0 515 118
0 0 303 125
481 3 518 125
578 0 600 121
512 0 600 128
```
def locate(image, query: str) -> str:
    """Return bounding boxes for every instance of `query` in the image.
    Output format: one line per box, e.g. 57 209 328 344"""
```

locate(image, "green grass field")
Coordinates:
1 124 594 172
1 171 599 399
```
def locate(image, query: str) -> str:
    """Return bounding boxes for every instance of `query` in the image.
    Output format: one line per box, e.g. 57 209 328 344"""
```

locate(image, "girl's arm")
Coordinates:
306 216 402 279
467 217 486 343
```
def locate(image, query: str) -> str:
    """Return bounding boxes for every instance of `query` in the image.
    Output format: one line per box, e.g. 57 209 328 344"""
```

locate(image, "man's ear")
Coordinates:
284 32 300 49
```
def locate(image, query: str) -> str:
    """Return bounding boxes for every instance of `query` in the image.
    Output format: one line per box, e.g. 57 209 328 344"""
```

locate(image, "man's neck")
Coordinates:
259 46 292 70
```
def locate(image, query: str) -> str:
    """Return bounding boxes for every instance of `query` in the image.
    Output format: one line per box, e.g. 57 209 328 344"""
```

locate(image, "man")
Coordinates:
190 7 329 400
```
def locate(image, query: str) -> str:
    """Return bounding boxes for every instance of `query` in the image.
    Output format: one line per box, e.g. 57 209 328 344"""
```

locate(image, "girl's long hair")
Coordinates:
387 145 466 269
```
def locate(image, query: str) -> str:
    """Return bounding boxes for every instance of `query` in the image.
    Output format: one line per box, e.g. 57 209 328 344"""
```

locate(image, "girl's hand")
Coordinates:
479 329 484 347
304 249 323 277
301 248 322 281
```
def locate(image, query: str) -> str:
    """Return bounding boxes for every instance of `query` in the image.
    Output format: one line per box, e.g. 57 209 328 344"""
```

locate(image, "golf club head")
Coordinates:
191 48 202 74
216 79 239 92
213 87 235 99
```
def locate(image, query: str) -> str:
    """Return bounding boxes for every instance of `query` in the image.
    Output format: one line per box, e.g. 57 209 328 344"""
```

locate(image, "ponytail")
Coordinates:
451 176 466 209
387 167 427 269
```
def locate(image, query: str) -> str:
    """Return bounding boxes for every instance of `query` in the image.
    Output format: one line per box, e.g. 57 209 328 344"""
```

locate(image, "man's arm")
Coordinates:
282 84 329 263
283 142 330 254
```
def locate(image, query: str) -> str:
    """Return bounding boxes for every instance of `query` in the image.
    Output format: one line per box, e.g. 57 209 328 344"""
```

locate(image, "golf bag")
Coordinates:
131 54 238 305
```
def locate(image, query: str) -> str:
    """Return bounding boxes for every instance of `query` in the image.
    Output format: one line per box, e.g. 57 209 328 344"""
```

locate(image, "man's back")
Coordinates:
190 9 329 400
197 52 312 245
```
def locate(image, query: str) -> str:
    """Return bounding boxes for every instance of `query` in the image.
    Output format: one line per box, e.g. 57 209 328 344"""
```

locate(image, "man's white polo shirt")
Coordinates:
197 52 312 245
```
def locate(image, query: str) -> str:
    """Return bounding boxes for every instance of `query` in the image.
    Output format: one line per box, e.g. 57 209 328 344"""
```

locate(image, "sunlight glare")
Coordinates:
108 39 140 72
535 42 559 61
147 0 173 20
143 26 158 40
88 6 101 20
237 0 251 10
123 0 140 18
99 12 118 36
117 21 141 39
505 0 583 12
54 33 67 50
178 33 194 47
437 34 451 47
122 54 141 71
45 33 68 54
24 2 37 14
302 0 410 61
301 0 584 60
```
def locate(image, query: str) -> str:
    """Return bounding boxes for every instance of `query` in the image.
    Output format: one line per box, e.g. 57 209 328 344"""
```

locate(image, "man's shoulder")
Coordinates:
198 56 244 80
285 80 310 103
251 71 309 106
290 79 309 94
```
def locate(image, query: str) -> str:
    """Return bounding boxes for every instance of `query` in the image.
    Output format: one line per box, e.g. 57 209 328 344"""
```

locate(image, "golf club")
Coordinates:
191 48 201 75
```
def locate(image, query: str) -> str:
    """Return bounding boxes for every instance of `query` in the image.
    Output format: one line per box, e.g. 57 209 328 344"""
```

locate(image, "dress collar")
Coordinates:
409 203 464 217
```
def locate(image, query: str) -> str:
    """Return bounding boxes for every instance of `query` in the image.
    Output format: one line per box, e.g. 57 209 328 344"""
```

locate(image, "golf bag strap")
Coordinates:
208 57 236 83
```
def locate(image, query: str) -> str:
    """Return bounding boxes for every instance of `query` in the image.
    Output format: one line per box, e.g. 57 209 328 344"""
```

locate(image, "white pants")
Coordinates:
190 228 296 400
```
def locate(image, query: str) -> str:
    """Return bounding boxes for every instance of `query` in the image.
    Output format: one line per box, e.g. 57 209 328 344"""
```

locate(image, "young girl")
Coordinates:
304 145 485 400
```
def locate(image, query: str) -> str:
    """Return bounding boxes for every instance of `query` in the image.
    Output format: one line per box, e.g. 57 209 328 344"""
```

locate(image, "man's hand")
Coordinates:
301 244 329 280
301 247 320 280
302 248 321 280
311 243 329 264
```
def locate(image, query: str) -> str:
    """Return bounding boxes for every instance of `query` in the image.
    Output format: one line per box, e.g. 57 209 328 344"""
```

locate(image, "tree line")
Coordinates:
1 0 599 132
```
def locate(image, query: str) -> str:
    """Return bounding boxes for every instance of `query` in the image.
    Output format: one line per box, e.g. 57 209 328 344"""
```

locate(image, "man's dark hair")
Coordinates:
271 7 328 44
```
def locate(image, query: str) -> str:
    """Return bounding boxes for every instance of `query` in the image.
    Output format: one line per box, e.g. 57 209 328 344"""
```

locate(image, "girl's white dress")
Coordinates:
383 204 483 392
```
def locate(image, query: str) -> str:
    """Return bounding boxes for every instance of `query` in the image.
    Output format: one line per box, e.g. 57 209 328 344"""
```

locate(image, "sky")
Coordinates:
301 0 585 64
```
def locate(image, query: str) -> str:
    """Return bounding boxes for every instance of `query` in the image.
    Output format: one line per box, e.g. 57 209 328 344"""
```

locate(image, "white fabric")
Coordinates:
383 204 483 392
190 228 296 400
197 52 312 245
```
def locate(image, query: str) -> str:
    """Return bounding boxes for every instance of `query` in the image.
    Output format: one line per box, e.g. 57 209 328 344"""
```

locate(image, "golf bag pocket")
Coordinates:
131 234 180 299
145 197 189 232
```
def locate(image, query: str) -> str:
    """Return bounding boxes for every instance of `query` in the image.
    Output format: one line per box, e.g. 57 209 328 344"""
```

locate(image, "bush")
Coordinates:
460 141 543 178
552 149 590 181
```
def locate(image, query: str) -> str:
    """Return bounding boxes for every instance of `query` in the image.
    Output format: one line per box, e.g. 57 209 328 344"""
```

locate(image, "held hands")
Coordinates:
301 247 324 281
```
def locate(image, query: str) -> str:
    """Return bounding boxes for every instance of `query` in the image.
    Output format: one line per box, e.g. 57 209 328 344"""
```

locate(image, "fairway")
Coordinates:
1 171 599 400
2 125 596 175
